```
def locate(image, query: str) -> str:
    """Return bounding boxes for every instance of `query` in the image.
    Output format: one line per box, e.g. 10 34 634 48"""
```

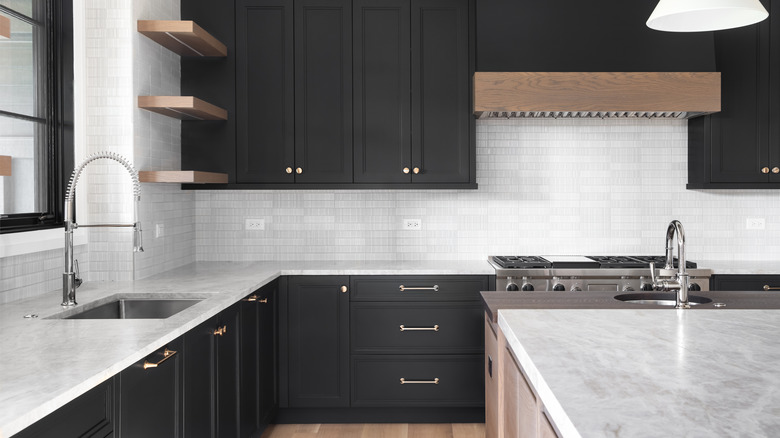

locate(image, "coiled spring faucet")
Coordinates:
63 152 143 307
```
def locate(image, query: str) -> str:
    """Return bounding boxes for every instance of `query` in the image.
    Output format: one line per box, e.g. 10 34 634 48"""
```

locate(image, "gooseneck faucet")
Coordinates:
649 220 690 309
63 152 143 307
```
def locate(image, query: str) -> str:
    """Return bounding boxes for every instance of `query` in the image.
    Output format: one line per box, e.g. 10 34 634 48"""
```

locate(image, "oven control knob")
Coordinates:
640 283 654 291
506 283 520 291
688 283 702 292
553 283 566 291
623 285 635 292
570 286 582 292
521 283 534 292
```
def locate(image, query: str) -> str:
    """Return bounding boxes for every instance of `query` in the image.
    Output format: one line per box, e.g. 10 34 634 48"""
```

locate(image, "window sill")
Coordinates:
0 228 87 258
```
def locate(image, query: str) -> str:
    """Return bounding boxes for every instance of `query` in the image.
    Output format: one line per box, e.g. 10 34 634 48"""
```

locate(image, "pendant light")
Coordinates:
647 0 768 32
0 14 9 39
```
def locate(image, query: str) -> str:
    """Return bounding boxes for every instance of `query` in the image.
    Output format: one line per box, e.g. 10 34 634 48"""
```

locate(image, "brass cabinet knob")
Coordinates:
413 167 420 174
762 167 770 174
340 285 348 293
773 167 779 174
296 167 303 174
285 167 293 174
403 167 410 174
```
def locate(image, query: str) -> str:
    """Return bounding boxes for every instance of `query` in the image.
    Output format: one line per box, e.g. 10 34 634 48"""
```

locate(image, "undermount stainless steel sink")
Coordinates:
58 298 202 319
614 292 713 306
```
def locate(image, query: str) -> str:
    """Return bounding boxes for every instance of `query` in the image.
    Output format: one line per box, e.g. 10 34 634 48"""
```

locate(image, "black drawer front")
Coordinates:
351 302 483 354
352 355 484 407
350 275 488 301
712 274 780 291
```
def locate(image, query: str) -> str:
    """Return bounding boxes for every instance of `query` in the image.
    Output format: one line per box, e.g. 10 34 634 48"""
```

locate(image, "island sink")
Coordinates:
614 292 713 306
58 298 202 319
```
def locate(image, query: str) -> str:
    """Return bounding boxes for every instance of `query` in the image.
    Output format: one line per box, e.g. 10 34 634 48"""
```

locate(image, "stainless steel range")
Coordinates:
489 255 712 292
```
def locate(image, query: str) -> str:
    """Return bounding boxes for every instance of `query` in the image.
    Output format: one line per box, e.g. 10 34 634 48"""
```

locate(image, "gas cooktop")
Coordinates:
491 255 697 269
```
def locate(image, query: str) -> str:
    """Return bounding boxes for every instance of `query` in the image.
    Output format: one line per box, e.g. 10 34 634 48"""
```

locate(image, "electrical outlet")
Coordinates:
403 218 422 230
746 217 766 230
155 223 165 238
245 218 265 231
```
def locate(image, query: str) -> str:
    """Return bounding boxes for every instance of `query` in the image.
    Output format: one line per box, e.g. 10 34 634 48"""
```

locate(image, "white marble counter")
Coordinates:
0 260 492 437
698 259 780 275
499 308 780 438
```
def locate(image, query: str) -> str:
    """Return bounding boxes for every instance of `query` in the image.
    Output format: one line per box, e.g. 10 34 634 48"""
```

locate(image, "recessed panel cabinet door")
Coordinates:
294 0 353 183
217 304 242 438
183 316 218 438
288 276 350 407
353 0 411 183
236 0 295 183
411 0 470 183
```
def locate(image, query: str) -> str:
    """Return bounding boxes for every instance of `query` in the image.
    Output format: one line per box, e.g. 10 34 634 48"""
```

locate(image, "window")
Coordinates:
0 0 72 234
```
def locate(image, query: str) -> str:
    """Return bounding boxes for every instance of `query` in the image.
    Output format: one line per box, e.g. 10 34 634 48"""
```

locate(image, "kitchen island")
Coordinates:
498 307 780 437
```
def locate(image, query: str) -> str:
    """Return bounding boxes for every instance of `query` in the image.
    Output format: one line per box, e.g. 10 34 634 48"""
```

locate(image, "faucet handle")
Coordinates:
74 259 83 289
133 223 144 252
648 262 658 289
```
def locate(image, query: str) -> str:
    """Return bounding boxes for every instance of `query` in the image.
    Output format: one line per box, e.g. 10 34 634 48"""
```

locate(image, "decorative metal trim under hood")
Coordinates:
473 72 721 119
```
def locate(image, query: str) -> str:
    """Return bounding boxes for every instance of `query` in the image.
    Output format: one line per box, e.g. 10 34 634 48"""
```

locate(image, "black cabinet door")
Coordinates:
711 274 780 291
236 0 295 184
217 304 241 438
183 316 218 438
119 339 183 438
769 0 780 182
294 0 353 183
15 379 114 438
353 0 411 183
411 0 470 184
240 281 278 437
287 276 350 407
708 18 769 183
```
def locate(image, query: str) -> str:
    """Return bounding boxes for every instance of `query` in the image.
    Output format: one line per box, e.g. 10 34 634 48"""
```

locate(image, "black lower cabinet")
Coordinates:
712 274 780 291
217 304 242 438
119 338 183 438
240 280 279 437
14 379 114 438
285 276 351 407
183 316 218 438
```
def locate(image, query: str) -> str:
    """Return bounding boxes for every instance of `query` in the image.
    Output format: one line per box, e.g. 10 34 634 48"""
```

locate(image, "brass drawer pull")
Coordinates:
403 167 410 174
341 285 348 293
764 285 780 291
285 167 293 174
400 324 439 332
762 167 770 174
399 285 439 292
143 348 177 370
400 378 439 384
773 167 780 174
243 295 269 303
214 325 227 336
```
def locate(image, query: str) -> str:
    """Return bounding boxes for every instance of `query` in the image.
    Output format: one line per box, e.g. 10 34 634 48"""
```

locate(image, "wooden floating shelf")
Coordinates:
138 96 228 120
0 155 11 176
139 171 228 184
137 20 227 57
0 14 10 40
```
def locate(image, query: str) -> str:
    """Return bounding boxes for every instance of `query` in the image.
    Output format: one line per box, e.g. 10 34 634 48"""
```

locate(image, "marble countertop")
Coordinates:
697 260 780 275
499 308 780 437
0 259 492 438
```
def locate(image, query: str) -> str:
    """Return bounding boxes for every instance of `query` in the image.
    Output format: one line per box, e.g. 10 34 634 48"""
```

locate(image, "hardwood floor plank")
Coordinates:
408 424 454 438
452 423 486 438
317 423 366 438
262 423 321 438
361 423 409 438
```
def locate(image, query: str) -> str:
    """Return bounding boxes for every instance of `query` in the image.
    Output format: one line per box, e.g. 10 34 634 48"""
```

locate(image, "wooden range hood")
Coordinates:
473 72 721 119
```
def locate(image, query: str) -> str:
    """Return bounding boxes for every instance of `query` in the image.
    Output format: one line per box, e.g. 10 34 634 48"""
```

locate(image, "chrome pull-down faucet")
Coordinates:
62 152 143 307
649 220 690 309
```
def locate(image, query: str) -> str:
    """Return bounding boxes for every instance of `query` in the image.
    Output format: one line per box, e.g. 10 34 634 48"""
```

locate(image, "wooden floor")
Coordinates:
260 423 485 438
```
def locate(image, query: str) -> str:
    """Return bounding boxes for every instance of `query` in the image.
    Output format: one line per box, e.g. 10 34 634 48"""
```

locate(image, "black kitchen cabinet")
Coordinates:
217 304 242 438
118 338 183 438
687 0 780 188
183 316 218 438
285 276 350 407
14 379 114 438
711 274 780 291
240 280 279 437
353 0 472 184
235 0 295 184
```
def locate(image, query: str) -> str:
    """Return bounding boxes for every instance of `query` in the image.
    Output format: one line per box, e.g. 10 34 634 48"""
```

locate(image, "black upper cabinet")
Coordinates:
687 0 780 189
286 276 350 407
353 0 411 183
411 0 470 183
476 0 715 72
295 0 353 183
236 0 295 184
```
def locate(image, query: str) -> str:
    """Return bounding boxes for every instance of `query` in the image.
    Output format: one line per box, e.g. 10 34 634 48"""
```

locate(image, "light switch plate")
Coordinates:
746 218 765 230
403 219 422 230
246 218 265 231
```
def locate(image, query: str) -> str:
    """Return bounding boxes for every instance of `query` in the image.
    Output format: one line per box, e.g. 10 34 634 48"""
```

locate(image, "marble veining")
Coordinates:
499 309 780 437
0 260 491 437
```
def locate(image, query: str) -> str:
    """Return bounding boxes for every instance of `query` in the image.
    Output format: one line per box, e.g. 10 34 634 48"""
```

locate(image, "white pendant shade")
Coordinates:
647 0 768 32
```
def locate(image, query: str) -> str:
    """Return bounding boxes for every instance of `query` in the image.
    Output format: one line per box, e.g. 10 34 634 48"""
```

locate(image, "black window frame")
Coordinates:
0 0 73 234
